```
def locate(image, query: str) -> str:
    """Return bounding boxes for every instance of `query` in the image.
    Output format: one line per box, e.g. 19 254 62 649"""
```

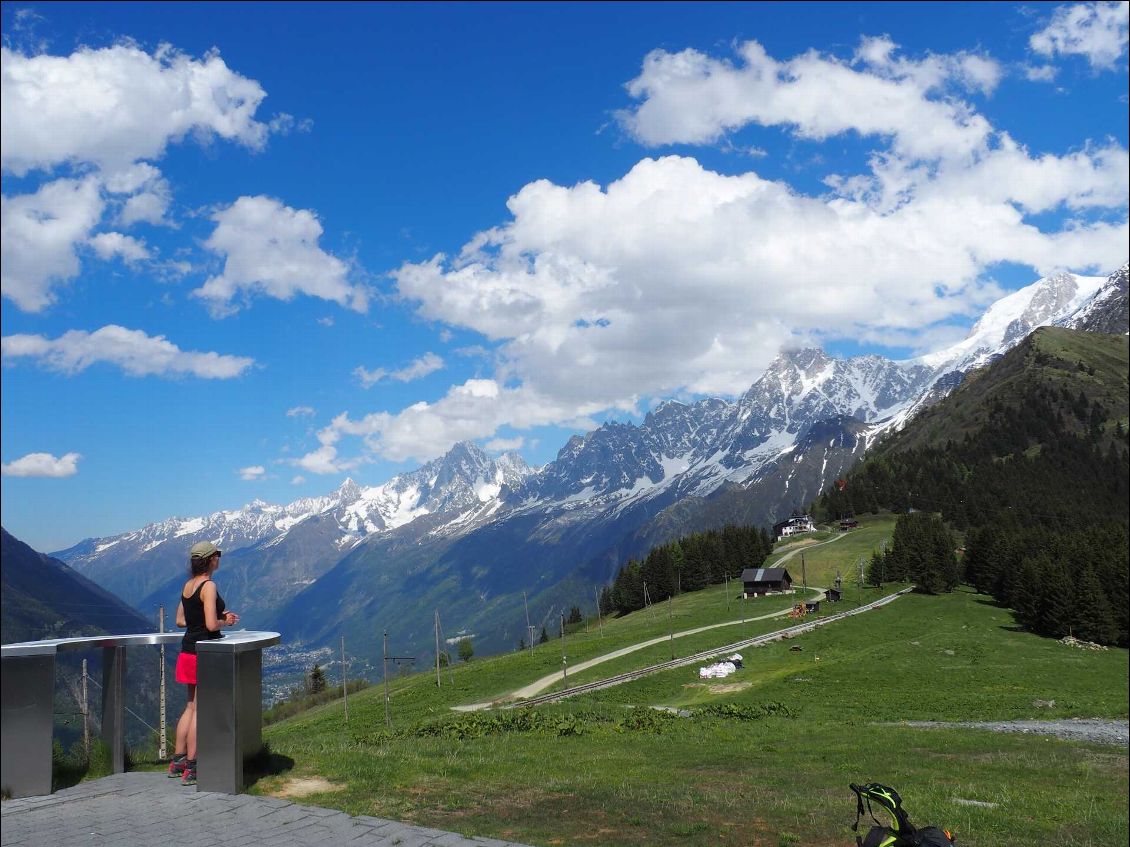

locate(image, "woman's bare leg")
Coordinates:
187 686 198 760
175 684 196 756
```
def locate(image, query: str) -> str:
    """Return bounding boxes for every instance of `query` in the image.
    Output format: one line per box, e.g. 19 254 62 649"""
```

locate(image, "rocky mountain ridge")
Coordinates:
54 264 1129 661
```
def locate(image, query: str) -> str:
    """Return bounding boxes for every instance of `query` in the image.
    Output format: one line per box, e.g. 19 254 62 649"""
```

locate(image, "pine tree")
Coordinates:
1071 566 1118 645
308 664 326 695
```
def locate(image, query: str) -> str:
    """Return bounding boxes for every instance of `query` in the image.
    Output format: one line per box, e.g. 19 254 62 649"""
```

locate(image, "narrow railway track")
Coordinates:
504 587 914 709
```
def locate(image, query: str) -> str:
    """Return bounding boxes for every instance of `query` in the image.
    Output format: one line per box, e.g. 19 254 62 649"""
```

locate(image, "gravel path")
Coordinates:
453 534 848 711
891 718 1129 746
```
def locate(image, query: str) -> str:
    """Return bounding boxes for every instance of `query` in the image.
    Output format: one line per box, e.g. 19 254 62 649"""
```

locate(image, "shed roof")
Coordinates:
740 567 793 583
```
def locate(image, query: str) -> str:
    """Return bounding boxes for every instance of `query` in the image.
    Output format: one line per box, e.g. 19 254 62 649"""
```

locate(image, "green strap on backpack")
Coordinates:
849 783 955 847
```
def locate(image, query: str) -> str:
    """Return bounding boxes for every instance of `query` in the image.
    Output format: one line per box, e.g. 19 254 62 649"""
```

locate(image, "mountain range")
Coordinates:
39 263 1128 666
1 527 154 643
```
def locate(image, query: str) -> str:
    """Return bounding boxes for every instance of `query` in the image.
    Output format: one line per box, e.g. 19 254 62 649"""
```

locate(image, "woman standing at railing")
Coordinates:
169 541 239 785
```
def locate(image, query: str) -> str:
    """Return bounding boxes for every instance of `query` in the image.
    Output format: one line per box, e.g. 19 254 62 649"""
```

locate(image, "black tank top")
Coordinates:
180 579 226 655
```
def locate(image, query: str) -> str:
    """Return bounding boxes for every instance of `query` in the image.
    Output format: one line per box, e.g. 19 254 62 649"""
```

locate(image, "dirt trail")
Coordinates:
453 532 847 711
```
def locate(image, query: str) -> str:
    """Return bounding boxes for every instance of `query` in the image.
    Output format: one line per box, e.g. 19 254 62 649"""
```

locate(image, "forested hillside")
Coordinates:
600 523 774 616
817 328 1129 646
1 527 155 643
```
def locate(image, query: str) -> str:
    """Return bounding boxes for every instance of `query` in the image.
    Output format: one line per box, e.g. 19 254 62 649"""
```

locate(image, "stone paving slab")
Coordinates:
0 772 535 847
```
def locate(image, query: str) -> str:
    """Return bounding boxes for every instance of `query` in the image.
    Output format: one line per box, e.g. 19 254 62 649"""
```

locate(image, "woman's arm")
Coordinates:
175 596 186 628
201 581 223 632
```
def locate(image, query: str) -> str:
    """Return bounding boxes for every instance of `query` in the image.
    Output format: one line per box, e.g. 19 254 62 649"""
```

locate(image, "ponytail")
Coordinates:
189 556 211 576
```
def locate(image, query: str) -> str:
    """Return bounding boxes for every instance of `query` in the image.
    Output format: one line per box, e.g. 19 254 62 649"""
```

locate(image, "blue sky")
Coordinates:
2 1 1128 552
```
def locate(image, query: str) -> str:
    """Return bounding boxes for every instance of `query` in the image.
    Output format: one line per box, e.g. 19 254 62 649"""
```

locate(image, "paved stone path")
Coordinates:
0 772 535 847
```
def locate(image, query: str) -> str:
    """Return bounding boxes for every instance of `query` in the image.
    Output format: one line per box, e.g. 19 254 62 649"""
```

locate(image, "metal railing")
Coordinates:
1 630 280 798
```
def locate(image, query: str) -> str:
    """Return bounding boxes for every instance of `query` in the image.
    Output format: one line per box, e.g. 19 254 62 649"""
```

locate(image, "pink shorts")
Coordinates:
175 652 198 685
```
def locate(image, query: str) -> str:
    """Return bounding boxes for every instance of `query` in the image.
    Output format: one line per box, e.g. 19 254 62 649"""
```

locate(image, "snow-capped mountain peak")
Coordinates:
1058 264 1129 336
915 270 1108 375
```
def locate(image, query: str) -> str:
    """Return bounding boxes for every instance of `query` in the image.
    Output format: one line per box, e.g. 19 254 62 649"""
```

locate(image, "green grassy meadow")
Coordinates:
257 514 1129 846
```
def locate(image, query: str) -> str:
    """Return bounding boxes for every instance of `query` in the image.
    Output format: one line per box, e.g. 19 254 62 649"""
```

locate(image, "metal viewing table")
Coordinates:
1 630 280 798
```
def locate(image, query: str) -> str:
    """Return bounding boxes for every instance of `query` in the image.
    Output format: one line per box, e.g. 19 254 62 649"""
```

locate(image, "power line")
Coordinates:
84 675 159 734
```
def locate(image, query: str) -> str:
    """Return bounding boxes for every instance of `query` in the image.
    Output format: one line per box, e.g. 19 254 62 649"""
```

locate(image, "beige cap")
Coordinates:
189 541 221 560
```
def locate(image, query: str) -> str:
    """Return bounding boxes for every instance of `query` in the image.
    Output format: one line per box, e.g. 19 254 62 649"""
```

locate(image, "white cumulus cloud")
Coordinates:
1029 1 1130 71
299 380 591 466
353 352 444 388
2 452 82 478
195 196 368 315
394 153 1126 407
88 232 150 263
616 37 998 160
1 43 271 176
1 325 256 378
295 34 1128 469
286 406 316 418
485 436 525 452
238 465 266 481
1 177 104 312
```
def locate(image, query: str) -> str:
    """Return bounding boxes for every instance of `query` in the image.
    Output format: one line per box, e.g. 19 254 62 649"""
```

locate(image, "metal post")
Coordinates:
196 643 266 794
1 652 55 798
560 613 567 684
668 595 675 659
383 631 391 729
341 634 349 724
82 658 90 757
435 611 442 687
158 606 167 759
524 591 534 651
101 645 127 774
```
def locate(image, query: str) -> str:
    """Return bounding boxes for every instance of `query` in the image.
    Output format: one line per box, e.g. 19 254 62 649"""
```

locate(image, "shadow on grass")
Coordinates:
50 738 118 792
244 744 295 788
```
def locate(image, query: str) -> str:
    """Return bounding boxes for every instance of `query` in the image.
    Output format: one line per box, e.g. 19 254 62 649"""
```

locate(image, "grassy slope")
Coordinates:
259 512 1128 847
886 328 1129 454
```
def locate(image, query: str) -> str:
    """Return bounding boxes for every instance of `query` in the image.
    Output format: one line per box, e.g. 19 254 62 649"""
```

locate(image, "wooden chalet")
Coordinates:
741 567 793 597
826 587 842 603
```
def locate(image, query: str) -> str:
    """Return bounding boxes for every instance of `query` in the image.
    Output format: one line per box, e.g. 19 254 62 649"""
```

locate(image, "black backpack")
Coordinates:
850 783 955 847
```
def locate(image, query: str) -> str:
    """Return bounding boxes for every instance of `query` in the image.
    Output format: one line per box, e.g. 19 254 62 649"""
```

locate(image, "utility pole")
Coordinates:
82 658 90 758
802 553 808 595
341 634 349 724
643 581 656 620
383 631 391 729
524 591 534 651
435 611 442 687
667 595 675 659
593 587 604 637
158 605 167 759
382 632 415 728
725 574 730 610
560 612 568 684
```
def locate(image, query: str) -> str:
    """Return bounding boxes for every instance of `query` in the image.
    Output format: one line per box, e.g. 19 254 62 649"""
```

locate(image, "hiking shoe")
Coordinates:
181 762 197 786
168 756 187 778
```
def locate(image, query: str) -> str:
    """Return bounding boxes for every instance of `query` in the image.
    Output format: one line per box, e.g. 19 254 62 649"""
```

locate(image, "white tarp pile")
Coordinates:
698 653 744 679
